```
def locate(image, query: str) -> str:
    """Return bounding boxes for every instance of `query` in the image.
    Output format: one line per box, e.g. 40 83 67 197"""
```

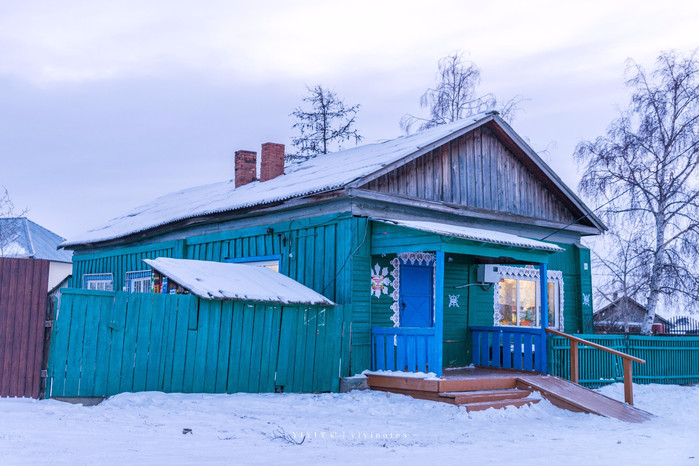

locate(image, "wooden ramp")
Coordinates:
366 367 654 423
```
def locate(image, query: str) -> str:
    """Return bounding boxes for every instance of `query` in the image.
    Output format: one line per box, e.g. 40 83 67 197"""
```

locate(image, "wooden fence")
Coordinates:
471 326 547 373
371 327 437 373
0 258 50 398
549 334 699 388
48 289 344 397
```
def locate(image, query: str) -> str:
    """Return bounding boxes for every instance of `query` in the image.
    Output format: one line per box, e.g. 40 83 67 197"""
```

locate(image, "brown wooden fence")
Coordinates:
0 257 50 398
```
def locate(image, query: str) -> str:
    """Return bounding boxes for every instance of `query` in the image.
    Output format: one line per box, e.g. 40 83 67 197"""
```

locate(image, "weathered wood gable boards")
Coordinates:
361 126 577 225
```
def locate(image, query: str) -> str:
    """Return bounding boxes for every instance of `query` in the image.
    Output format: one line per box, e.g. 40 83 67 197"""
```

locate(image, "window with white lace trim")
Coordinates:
497 277 560 328
83 273 114 291
126 270 152 293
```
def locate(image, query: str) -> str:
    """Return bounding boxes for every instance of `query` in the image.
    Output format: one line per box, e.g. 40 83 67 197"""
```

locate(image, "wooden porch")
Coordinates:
366 367 654 423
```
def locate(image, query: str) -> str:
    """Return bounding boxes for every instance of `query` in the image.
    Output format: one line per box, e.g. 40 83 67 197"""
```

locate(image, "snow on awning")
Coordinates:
374 219 564 252
143 258 335 305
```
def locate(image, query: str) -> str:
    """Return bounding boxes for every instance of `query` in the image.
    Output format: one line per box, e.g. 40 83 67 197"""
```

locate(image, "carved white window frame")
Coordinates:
492 265 564 329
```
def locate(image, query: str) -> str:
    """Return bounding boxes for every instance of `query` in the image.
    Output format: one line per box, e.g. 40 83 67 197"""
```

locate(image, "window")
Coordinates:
494 266 563 329
225 255 280 272
126 270 152 293
83 273 114 291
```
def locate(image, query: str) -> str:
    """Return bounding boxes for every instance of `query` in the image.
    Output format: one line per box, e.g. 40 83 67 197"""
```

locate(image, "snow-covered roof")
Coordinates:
0 218 73 262
375 218 564 252
143 257 335 305
63 113 497 247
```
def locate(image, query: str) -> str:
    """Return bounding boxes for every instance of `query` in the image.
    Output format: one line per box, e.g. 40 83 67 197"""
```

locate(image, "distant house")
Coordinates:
58 111 605 389
0 217 73 291
593 296 669 334
0 217 72 398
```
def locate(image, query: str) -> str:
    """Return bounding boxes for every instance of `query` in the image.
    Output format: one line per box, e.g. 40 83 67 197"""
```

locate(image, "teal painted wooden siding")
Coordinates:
549 334 699 388
443 255 473 367
48 289 343 396
69 214 372 377
72 242 179 292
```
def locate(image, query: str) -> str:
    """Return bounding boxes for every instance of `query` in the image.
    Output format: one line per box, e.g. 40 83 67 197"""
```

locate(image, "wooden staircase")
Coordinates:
367 372 540 412
439 388 539 412
366 368 654 422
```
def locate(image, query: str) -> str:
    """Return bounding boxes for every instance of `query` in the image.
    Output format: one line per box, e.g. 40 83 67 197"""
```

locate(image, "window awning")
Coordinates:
143 257 335 305
373 218 564 253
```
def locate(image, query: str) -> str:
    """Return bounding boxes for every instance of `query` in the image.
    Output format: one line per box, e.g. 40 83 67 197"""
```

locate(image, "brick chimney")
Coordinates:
235 150 257 188
260 143 285 182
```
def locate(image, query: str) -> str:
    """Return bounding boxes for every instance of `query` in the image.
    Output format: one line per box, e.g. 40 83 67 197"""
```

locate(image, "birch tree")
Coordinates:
400 51 522 133
576 50 699 334
289 85 362 160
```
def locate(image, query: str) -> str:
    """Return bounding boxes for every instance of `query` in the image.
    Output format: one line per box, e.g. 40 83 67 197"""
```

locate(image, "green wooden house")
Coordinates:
59 111 605 390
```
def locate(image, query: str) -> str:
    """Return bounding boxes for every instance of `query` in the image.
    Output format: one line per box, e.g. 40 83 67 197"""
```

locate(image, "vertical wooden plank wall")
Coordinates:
72 242 178 293
0 258 50 398
47 289 344 397
362 127 578 225
70 213 370 379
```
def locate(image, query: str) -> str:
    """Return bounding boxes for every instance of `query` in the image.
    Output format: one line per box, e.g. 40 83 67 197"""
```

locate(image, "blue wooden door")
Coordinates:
400 264 433 327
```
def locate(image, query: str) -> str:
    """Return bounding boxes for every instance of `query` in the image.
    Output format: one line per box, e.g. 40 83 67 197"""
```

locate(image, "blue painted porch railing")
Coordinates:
371 327 438 375
471 326 547 373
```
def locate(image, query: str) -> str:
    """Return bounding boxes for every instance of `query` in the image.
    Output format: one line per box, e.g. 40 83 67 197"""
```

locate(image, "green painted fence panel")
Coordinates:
106 292 128 395
549 334 699 388
64 293 88 396
203 300 221 393
90 294 112 396
47 290 343 397
48 294 72 396
215 301 233 393
226 301 244 393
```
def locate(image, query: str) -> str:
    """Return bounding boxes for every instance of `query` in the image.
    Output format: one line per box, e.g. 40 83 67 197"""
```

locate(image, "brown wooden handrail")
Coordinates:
546 328 646 405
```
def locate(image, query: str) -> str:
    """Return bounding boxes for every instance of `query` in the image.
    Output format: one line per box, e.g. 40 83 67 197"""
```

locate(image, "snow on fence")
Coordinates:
549 334 699 388
47 289 344 397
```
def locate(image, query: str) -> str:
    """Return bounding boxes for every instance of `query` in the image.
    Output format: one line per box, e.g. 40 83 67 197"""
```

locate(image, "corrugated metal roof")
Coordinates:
62 113 496 247
144 257 334 305
0 218 72 262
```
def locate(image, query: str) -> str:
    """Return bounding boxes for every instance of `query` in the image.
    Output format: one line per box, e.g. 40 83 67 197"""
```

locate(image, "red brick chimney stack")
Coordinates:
260 143 285 182
234 150 257 188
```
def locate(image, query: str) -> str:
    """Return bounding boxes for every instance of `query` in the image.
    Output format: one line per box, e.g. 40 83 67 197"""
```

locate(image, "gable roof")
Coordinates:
0 218 72 262
63 112 604 248
144 257 334 305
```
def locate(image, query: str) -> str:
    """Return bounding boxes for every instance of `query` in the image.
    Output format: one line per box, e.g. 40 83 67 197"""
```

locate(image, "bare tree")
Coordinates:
400 51 524 134
591 221 648 305
289 85 362 160
576 50 699 334
0 186 28 256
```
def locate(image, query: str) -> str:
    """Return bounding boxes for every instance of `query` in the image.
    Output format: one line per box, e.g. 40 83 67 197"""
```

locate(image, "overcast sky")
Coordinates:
1 0 697 240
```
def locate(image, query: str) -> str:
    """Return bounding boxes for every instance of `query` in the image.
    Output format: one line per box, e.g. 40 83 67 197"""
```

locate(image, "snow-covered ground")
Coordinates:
1 384 697 465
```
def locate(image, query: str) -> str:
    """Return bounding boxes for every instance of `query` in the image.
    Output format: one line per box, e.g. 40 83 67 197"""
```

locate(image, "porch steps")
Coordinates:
367 374 539 412
439 388 540 412
366 369 654 422
439 388 532 403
